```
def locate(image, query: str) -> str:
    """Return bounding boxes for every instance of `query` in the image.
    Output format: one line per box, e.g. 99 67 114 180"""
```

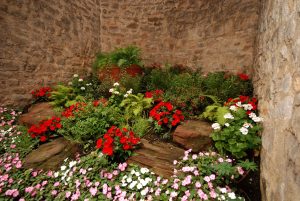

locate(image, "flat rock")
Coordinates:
173 120 212 153
19 102 58 127
23 138 79 170
127 139 184 178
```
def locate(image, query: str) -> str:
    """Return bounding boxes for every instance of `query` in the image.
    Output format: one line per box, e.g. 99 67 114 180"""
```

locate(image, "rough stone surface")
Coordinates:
23 138 79 170
1 0 260 106
19 102 58 127
127 139 184 178
173 120 212 152
0 0 101 106
100 0 260 73
254 0 300 200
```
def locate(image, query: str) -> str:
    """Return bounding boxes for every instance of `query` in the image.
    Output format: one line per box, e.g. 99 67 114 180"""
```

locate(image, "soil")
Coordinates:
237 157 261 201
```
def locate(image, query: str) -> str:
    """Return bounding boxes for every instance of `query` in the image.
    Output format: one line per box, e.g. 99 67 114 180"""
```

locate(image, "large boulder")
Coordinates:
173 120 213 153
128 139 184 178
19 102 58 127
23 138 79 170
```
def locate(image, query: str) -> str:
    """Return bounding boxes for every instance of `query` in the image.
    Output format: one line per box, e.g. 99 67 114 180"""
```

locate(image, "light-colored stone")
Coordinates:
172 120 212 152
254 0 300 200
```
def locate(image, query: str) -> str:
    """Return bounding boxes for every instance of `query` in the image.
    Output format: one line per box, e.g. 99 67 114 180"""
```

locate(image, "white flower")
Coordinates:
243 122 252 128
69 161 77 168
137 183 143 190
80 87 85 90
225 123 230 127
242 104 253 110
219 187 227 193
229 105 238 111
78 78 83 82
113 82 119 87
126 177 132 183
140 168 149 174
109 88 114 93
212 123 221 130
124 94 128 98
228 192 236 199
239 127 248 135
73 74 78 78
54 172 59 178
127 89 133 94
248 112 256 117
236 101 242 107
130 170 136 175
68 82 73 86
252 116 262 122
135 172 140 177
141 187 149 196
114 91 120 95
60 165 67 171
129 181 137 189
224 113 234 119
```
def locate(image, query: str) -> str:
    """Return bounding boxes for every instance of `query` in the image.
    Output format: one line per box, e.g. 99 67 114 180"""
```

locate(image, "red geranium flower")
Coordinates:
238 73 249 81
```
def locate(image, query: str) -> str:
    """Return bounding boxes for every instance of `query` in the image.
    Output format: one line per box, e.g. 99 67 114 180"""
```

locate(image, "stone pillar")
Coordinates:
254 0 300 200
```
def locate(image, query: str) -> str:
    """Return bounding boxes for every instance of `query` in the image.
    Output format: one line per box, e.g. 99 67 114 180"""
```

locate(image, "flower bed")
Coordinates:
1 47 262 200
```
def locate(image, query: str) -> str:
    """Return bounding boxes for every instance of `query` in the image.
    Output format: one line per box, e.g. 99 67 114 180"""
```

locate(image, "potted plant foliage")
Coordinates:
93 46 143 81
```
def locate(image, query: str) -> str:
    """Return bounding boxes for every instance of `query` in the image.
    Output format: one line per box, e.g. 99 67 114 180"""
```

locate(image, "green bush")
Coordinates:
58 102 125 149
93 46 142 70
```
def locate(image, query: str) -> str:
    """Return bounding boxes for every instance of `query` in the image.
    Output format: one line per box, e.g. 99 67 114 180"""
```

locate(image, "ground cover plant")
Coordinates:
0 46 261 200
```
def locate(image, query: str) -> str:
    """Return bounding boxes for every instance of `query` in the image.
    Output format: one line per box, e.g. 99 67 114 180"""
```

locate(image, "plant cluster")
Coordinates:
203 96 262 158
93 46 142 70
96 126 140 161
31 87 52 102
28 116 62 142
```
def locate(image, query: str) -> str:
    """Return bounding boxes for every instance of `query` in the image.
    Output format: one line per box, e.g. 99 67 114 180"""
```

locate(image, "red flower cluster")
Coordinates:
31 87 52 99
150 101 184 127
93 98 108 107
237 73 249 81
61 102 86 118
28 116 61 142
225 96 257 111
145 89 164 102
96 126 140 157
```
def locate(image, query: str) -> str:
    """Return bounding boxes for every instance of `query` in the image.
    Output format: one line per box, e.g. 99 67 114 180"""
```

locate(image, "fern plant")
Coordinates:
50 84 85 108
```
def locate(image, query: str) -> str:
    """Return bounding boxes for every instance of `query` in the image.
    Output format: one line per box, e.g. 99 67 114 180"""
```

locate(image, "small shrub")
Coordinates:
204 96 262 158
131 117 151 138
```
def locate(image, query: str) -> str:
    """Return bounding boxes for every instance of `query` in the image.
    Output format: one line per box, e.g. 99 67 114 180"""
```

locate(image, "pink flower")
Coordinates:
118 162 127 171
209 174 216 180
237 166 245 175
95 182 100 187
89 187 97 196
10 144 16 149
155 188 161 196
80 168 87 175
47 171 53 177
16 161 22 169
51 190 58 196
195 182 201 188
102 183 108 195
65 191 71 198
42 180 48 186
54 182 60 187
204 176 210 182
210 190 217 198
31 171 38 177
25 186 34 193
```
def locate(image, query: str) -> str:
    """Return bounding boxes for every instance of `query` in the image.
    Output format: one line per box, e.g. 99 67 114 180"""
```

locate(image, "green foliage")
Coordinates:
238 159 258 171
13 126 40 158
202 72 253 103
119 74 143 94
201 105 230 125
93 46 142 70
49 84 85 108
58 103 125 148
142 68 172 91
131 117 151 138
205 101 262 158
120 93 153 119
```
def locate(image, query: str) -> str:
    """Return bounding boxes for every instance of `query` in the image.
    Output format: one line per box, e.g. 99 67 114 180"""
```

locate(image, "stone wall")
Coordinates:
254 0 300 200
0 0 101 106
100 0 260 72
